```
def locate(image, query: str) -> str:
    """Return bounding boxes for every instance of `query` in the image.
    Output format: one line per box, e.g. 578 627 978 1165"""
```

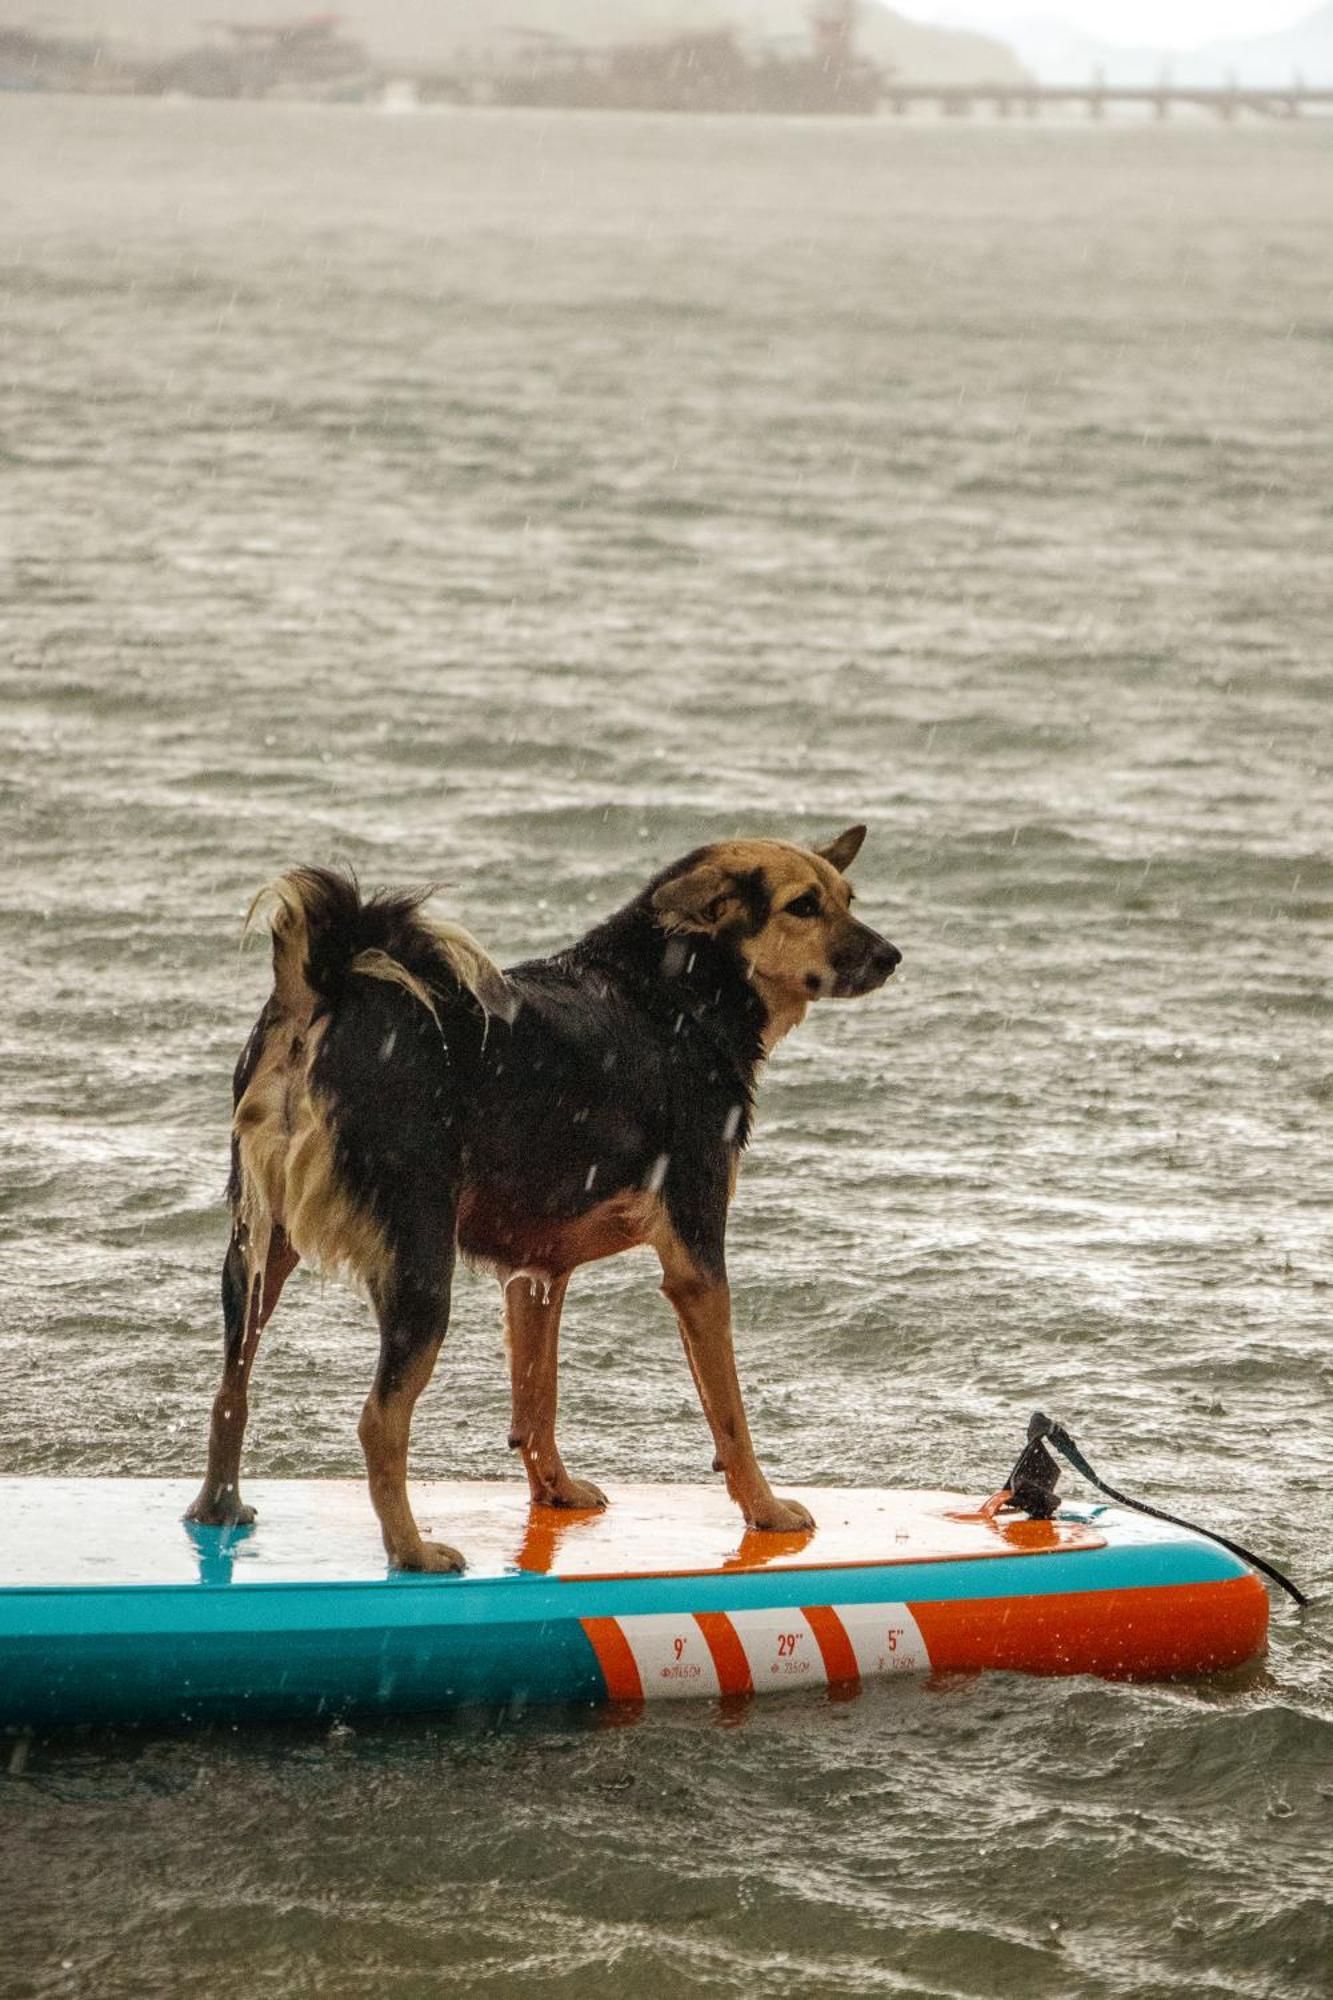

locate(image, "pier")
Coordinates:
881 82 1333 122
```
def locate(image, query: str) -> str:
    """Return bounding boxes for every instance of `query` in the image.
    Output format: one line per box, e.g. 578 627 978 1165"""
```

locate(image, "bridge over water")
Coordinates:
882 83 1333 121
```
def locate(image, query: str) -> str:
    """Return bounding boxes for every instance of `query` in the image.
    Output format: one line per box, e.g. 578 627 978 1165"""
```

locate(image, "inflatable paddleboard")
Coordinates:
0 1479 1268 1730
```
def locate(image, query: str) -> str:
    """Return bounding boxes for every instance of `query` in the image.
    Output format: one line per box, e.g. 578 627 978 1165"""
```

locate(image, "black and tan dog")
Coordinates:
188 828 900 1569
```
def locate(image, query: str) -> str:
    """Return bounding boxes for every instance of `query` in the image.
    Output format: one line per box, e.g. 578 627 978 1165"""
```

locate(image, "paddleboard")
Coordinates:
0 1478 1268 1729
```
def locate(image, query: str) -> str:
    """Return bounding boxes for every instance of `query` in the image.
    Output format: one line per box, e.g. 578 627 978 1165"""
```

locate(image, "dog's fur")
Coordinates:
188 829 900 1570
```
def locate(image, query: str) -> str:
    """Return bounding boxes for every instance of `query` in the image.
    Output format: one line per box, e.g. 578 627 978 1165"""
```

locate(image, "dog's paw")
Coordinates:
184 1492 257 1528
542 1477 609 1511
748 1495 815 1535
396 1539 467 1574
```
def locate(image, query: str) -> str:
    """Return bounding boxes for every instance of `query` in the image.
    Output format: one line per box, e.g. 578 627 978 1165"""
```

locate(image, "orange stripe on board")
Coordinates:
911 1576 1268 1681
693 1611 755 1697
802 1604 861 1689
581 1616 644 1702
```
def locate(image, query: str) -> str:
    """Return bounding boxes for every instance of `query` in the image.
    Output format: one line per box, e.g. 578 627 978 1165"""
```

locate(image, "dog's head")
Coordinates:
651 826 900 1044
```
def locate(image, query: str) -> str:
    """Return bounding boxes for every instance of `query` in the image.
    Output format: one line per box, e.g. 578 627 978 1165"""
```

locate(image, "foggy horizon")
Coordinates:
5 0 1331 61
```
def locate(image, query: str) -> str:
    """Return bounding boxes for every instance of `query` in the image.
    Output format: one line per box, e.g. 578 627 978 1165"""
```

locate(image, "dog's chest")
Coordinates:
455 1183 659 1275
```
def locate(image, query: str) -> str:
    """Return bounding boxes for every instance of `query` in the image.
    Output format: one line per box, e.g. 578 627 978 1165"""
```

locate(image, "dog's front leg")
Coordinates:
503 1270 607 1510
657 1238 814 1535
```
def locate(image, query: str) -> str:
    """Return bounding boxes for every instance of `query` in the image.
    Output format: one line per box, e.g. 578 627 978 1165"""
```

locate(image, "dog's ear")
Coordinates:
651 863 736 933
816 824 867 874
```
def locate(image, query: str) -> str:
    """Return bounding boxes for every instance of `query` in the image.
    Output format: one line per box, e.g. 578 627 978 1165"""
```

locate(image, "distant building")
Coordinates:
463 11 886 116
139 16 373 100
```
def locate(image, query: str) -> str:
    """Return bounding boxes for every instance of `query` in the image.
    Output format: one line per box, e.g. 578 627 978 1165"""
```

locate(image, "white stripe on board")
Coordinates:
614 1612 722 1699
725 1607 828 1691
829 1602 929 1677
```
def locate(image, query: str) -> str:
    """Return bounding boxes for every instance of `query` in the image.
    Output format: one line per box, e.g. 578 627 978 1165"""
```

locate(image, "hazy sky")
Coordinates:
900 2 1316 47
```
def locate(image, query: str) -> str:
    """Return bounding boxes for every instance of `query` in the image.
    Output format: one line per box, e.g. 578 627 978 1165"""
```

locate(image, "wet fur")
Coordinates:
189 835 899 1568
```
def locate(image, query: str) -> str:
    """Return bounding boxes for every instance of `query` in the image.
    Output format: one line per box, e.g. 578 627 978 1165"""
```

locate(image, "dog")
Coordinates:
187 827 900 1570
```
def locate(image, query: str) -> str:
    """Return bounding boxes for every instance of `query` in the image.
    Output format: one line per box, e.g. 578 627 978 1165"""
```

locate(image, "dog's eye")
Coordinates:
783 890 822 920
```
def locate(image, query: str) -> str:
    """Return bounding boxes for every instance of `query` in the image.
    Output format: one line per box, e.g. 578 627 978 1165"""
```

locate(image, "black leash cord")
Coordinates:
1022 1412 1310 1609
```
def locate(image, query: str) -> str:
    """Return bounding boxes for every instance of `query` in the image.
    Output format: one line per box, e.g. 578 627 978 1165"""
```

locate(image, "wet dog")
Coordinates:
188 828 900 1569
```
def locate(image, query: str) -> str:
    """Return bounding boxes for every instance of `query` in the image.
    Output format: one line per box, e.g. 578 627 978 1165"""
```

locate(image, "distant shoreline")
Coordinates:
5 86 1331 128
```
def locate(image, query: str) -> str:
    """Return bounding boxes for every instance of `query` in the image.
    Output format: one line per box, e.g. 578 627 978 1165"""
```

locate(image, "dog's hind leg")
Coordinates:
656 1231 814 1537
503 1272 607 1511
359 1220 462 1572
186 1224 298 1527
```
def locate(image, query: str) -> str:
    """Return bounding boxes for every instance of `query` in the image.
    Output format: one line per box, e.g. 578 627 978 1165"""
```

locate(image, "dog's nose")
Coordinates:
872 940 902 975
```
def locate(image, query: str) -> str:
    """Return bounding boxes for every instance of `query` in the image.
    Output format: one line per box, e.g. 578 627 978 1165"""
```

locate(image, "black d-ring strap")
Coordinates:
1003 1411 1309 1608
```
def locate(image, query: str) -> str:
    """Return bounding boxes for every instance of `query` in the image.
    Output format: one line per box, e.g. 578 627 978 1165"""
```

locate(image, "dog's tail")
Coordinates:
246 865 514 1026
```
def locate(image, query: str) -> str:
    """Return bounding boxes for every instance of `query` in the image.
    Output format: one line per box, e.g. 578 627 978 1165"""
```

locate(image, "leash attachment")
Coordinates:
983 1411 1308 1608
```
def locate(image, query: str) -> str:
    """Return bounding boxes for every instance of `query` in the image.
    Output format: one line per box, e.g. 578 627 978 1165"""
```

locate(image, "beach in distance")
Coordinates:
1 96 1330 2000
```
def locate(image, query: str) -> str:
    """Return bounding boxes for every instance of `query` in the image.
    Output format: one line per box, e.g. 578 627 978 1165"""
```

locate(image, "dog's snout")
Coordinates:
857 935 900 991
829 922 900 997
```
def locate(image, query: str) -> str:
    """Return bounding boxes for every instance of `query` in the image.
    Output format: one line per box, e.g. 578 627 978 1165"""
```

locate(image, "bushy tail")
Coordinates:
247 865 514 1024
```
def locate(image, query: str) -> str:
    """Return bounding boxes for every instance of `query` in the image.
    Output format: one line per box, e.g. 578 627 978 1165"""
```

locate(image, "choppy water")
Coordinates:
2 97 1331 1999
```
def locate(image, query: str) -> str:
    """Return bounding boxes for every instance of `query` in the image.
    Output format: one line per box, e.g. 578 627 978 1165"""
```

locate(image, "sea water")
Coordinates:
1 97 1330 1999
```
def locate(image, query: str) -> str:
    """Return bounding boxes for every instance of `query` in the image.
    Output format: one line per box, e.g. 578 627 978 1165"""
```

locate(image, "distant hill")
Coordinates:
0 0 1027 83
1196 2 1333 86
853 4 1027 81
952 4 1333 86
